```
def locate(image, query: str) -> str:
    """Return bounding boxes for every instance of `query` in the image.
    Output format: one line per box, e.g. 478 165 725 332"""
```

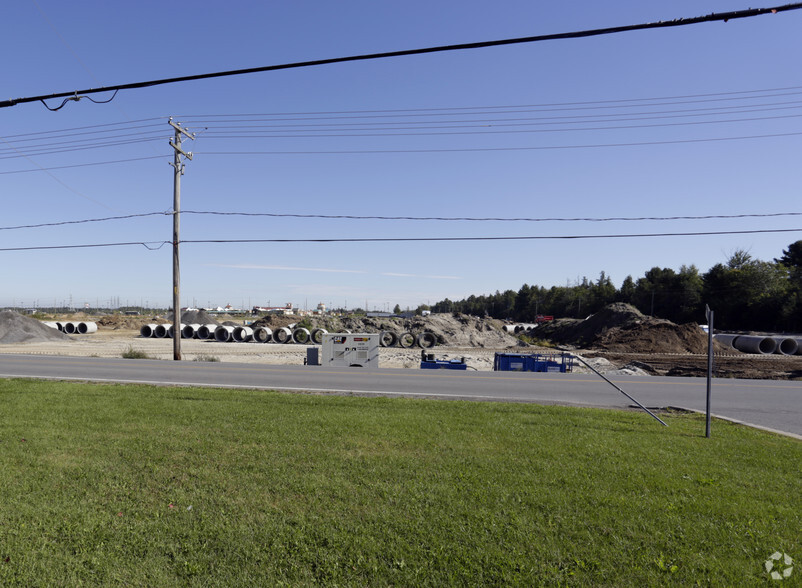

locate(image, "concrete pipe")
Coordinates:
63 322 78 334
182 324 200 339
77 321 97 334
55 321 64 332
311 328 328 345
140 324 158 338
502 325 516 334
197 324 217 339
253 327 272 343
416 332 437 349
796 338 802 355
773 337 799 356
398 332 416 348
379 330 398 347
273 326 292 344
42 321 59 330
713 334 739 349
233 326 254 342
154 324 169 338
733 335 777 355
214 325 235 342
292 327 311 344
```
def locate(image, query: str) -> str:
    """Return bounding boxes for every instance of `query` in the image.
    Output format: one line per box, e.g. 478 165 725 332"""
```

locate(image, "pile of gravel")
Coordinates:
0 310 73 344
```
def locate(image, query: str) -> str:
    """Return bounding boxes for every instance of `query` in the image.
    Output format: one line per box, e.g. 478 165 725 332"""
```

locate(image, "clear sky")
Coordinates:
2 1 801 311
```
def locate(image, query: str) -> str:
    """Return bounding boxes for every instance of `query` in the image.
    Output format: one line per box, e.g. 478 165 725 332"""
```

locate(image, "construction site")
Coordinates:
0 303 799 379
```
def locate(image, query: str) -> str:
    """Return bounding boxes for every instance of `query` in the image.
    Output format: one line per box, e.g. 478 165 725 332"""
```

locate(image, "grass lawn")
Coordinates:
0 378 799 586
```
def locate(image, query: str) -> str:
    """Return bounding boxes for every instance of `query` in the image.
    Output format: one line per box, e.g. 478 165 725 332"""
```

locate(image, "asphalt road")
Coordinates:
0 354 799 438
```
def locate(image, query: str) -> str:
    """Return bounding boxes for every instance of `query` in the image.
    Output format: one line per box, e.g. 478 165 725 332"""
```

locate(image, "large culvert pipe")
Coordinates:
197 324 217 339
502 325 516 334
398 332 416 348
154 324 169 338
42 321 58 330
182 324 200 339
253 327 272 343
416 332 437 349
713 334 740 349
55 321 64 332
77 321 97 334
167 325 180 339
273 326 292 344
233 326 254 342
733 335 777 355
311 328 327 345
63 322 77 334
380 330 398 347
292 327 311 344
140 324 158 338
214 325 235 342
774 337 799 356
797 338 802 355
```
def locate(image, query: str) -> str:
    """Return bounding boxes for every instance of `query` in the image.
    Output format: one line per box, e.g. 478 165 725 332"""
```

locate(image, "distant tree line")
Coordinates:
429 240 802 332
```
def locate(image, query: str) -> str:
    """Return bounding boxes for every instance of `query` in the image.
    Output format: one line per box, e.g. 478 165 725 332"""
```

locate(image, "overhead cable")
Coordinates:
194 130 802 155
2 4 800 110
182 210 802 223
2 227 800 253
0 212 169 231
181 227 802 244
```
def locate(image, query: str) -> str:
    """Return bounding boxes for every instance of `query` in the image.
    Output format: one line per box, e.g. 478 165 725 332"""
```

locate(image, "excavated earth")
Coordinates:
0 307 799 379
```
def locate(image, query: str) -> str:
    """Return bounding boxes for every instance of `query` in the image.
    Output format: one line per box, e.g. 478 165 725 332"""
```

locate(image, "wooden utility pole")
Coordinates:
169 118 195 360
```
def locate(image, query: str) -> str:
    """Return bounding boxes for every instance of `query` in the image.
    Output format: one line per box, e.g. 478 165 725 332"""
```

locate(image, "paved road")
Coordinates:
0 354 799 438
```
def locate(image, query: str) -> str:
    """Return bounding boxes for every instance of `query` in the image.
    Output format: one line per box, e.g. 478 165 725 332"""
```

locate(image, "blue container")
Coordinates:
421 359 468 370
493 353 573 373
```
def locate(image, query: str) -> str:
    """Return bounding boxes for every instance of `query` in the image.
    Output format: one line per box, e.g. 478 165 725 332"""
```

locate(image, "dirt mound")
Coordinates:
166 310 221 326
97 315 155 330
251 312 522 348
0 310 73 344
537 303 728 354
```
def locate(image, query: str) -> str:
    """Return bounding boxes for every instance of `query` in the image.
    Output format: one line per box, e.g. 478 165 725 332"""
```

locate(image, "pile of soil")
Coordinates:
173 310 221 326
537 303 730 354
0 310 72 344
97 315 158 330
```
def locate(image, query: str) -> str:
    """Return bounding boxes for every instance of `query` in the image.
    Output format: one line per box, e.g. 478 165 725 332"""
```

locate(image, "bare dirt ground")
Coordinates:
0 308 799 378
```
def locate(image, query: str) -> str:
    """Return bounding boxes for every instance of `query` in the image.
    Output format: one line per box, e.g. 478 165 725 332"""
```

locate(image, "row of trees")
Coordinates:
430 241 802 332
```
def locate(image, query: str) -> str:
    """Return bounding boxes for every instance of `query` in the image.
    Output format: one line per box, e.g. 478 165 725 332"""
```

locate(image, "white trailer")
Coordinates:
321 333 379 368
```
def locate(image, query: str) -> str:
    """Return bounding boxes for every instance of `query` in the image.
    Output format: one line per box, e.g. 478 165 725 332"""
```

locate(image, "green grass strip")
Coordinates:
0 378 799 586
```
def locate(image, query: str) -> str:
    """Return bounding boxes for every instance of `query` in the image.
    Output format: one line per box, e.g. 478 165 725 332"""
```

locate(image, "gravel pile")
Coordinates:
0 310 73 344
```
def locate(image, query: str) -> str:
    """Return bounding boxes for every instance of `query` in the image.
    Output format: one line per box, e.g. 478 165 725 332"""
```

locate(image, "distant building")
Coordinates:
252 302 294 315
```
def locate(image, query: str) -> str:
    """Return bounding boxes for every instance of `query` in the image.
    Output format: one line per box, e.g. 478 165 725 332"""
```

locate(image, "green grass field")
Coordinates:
0 378 799 586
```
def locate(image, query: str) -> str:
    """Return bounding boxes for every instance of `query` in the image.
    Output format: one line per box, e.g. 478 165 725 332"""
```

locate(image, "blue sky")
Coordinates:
2 1 800 311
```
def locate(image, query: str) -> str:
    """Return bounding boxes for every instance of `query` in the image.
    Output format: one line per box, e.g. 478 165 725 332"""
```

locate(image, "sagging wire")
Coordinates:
40 89 119 112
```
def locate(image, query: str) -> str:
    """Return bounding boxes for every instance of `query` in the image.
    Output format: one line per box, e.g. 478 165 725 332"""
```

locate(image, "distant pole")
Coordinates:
705 305 714 438
168 118 195 361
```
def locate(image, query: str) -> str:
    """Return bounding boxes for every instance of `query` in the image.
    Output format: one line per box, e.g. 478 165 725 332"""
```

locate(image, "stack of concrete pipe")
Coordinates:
136 323 439 348
713 333 801 355
44 321 97 335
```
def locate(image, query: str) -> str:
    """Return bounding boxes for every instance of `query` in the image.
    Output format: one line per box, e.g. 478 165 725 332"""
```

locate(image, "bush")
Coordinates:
121 346 151 359
192 354 220 362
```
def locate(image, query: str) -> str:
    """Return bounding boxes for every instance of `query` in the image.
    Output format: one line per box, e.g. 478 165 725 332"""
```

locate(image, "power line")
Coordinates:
182 210 802 223
0 241 169 252
181 227 802 244
0 155 166 175
2 4 800 110
4 210 800 233
195 130 802 155
2 227 799 253
0 212 169 231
